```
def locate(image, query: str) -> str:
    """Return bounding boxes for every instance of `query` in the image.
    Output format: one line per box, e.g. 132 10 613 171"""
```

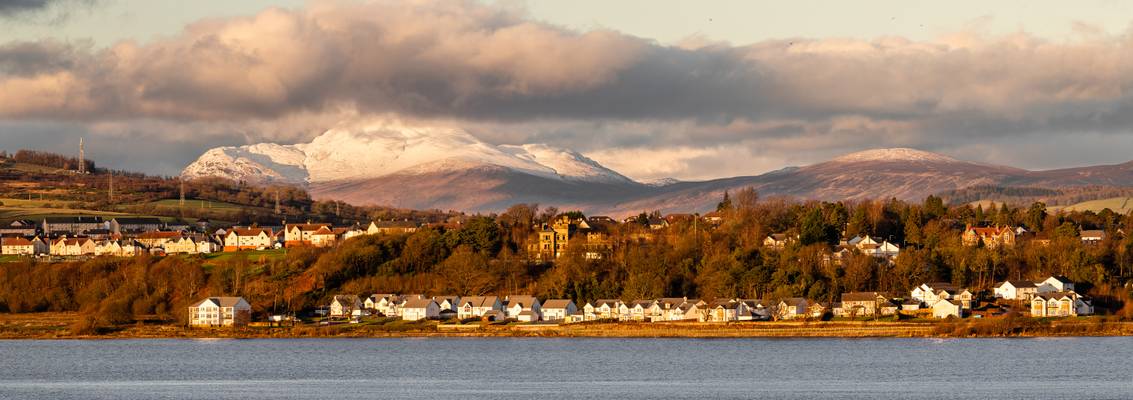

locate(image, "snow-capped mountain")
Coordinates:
181 121 636 186
184 127 1133 216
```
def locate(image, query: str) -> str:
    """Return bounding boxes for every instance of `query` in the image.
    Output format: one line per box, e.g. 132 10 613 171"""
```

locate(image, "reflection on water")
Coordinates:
1 337 1131 400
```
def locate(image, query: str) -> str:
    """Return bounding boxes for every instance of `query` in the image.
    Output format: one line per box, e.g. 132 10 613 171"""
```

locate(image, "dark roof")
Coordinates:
112 217 164 225
43 216 104 224
841 292 883 302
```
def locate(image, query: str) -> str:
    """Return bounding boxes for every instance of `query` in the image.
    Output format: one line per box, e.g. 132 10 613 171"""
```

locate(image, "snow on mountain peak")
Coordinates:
498 144 635 184
182 121 637 186
832 148 959 163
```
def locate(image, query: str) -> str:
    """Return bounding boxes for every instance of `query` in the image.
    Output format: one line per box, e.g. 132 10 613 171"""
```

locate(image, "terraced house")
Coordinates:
224 228 275 251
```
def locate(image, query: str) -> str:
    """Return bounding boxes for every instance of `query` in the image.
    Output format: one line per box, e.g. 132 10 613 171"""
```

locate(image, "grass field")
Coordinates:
0 198 81 208
0 206 129 220
1052 197 1133 214
197 249 288 266
149 199 266 212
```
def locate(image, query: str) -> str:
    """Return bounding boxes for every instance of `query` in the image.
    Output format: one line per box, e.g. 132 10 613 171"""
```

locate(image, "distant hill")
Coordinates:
1051 197 1133 214
182 123 1133 216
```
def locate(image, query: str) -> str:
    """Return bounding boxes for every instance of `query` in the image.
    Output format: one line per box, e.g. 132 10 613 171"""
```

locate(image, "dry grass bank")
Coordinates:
3 313 1133 339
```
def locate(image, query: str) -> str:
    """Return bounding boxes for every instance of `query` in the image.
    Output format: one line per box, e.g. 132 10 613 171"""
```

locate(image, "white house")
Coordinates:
223 228 275 251
402 298 440 321
583 299 623 320
1037 276 1075 294
994 280 1038 301
504 295 542 320
932 299 963 319
433 296 461 313
1 237 48 255
364 294 398 315
541 299 578 322
777 298 809 320
457 296 503 319
1031 292 1093 317
666 302 700 321
330 295 364 318
705 300 741 322
189 297 252 327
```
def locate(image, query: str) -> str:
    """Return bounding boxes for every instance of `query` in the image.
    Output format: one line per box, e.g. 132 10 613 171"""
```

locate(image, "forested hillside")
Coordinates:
3 192 1133 334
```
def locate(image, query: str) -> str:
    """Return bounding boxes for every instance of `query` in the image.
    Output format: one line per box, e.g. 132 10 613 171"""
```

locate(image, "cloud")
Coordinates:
0 0 96 20
2 0 1133 179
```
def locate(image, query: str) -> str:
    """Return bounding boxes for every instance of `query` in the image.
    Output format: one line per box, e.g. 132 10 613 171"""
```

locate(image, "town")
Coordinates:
0 212 1101 329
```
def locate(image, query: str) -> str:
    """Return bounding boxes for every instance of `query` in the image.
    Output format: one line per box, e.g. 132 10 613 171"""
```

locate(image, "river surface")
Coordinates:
0 337 1131 399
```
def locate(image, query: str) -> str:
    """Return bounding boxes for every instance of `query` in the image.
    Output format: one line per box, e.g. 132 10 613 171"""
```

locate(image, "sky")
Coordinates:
1 0 1133 179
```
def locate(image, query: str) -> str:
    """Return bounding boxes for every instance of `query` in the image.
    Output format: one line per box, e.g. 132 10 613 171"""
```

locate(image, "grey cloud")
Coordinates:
3 0 1133 179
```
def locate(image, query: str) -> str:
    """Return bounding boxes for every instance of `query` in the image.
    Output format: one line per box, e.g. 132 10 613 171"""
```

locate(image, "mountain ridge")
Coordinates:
183 125 1133 216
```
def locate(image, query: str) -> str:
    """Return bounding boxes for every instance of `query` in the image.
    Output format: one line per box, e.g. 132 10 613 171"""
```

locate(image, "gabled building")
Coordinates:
457 296 503 319
504 295 542 320
530 216 612 261
94 240 140 257
1037 276 1075 294
0 220 38 236
583 299 623 320
329 295 364 318
223 228 275 251
932 299 964 319
1080 230 1106 246
50 237 95 256
542 299 578 322
135 231 184 249
1 236 48 255
109 217 165 234
42 216 105 235
402 298 439 321
763 234 796 249
284 223 332 247
777 298 809 320
189 297 251 327
1031 292 1093 317
994 280 1039 301
838 292 891 317
367 221 419 235
962 225 1017 248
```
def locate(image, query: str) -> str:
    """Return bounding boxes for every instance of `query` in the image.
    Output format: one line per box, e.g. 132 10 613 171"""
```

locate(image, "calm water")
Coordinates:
0 337 1131 399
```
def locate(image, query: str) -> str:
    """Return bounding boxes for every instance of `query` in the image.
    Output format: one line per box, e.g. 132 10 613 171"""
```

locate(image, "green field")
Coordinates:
149 199 263 211
199 248 288 265
0 255 26 263
1052 197 1133 214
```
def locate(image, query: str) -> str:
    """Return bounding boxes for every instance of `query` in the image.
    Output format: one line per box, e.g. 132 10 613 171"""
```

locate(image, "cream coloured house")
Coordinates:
51 237 96 256
2 237 48 255
189 297 251 327
542 299 578 322
224 228 275 251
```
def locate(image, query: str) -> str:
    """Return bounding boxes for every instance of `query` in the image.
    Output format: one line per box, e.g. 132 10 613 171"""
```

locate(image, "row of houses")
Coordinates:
0 219 428 256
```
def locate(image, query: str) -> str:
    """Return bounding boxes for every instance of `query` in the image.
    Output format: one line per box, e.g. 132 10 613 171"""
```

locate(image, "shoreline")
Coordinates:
3 313 1132 340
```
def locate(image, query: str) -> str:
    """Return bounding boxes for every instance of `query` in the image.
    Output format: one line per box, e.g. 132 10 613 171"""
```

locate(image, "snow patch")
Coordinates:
832 148 959 163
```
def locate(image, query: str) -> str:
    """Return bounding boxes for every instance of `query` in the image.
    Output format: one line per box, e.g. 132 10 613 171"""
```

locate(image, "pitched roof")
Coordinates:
506 295 539 308
191 296 247 308
287 223 331 232
43 216 104 224
230 228 272 236
1 237 33 246
112 217 164 225
136 231 183 240
403 298 436 309
841 292 883 302
543 299 575 309
1001 280 1037 288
